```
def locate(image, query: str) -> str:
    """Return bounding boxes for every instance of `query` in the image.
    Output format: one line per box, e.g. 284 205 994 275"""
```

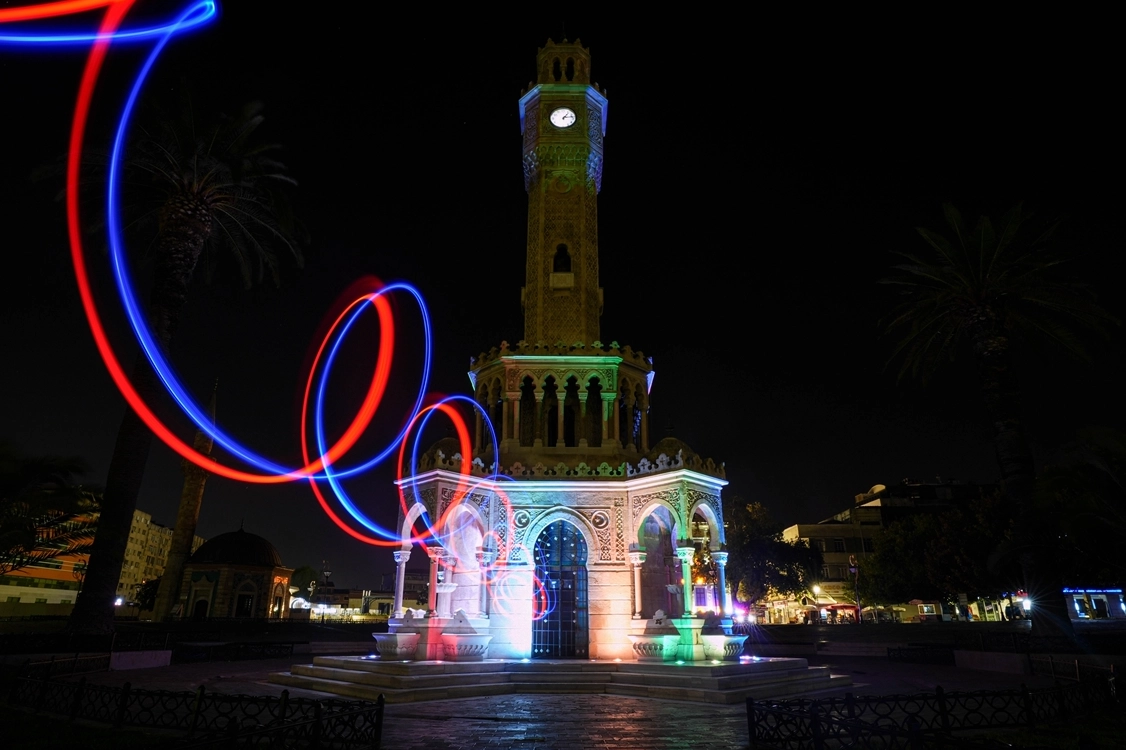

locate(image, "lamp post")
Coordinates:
321 561 332 624
849 555 861 625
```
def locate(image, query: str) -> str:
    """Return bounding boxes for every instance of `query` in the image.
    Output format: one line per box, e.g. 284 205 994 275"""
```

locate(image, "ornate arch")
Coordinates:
399 500 429 546
688 495 725 549
513 506 598 565
631 493 684 545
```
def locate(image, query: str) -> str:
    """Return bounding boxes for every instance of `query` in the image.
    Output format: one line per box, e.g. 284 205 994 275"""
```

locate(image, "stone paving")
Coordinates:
379 693 746 749
59 652 1066 749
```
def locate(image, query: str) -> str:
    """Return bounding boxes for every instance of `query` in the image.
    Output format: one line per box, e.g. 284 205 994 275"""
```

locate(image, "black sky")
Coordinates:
1 6 1122 587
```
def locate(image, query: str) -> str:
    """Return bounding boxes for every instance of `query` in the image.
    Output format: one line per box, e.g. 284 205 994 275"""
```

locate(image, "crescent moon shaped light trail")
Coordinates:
1 1 519 571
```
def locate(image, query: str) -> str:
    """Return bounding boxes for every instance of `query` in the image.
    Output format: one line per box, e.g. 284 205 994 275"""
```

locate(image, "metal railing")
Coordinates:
20 653 112 679
747 678 1117 749
8 676 383 747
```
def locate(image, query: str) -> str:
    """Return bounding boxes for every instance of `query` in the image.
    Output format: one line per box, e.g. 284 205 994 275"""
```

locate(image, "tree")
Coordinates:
882 203 1116 635
68 98 302 634
136 577 160 612
1036 427 1126 586
291 565 318 600
0 443 98 576
723 496 822 605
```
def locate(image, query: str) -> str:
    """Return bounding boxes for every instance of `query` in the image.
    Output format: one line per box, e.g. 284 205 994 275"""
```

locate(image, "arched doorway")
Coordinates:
532 520 588 658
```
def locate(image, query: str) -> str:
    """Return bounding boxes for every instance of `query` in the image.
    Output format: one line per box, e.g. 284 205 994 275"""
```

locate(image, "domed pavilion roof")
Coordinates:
646 436 698 463
188 528 284 568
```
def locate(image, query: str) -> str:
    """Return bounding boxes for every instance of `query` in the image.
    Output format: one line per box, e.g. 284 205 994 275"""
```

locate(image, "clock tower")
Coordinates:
519 39 607 346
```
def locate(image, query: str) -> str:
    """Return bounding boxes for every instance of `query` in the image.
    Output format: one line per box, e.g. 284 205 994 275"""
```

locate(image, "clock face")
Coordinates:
549 107 577 128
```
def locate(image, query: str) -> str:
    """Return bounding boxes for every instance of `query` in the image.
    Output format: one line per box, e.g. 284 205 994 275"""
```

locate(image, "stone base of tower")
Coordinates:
483 564 534 660
588 566 634 660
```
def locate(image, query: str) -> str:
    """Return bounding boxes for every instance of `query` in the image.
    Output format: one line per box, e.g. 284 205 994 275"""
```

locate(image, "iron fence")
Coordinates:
20 653 111 679
952 631 1125 655
1027 654 1117 683
180 696 384 749
172 641 296 664
8 675 382 747
0 629 223 655
747 678 1116 749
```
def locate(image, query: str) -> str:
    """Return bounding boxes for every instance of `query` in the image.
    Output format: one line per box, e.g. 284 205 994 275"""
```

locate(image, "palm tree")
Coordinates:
882 203 1115 635
0 443 98 577
67 100 302 634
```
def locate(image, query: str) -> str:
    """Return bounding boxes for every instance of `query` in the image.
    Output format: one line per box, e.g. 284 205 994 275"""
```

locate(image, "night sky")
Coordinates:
2 6 1122 588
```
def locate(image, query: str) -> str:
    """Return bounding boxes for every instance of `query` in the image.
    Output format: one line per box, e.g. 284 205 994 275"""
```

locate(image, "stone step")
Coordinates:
272 672 516 704
508 671 613 683
293 664 511 690
268 656 854 705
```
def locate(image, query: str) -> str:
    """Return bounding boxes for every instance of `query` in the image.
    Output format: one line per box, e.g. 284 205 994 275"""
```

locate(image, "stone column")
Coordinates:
476 546 496 618
510 395 521 446
611 394 620 444
426 548 441 616
555 396 566 447
712 551 729 614
474 400 483 451
602 394 613 443
392 549 411 618
640 394 650 452
628 547 646 619
533 392 545 446
676 546 696 616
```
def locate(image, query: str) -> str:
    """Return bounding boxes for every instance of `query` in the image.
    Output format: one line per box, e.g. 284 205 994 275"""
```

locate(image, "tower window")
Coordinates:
553 244 571 272
565 57 575 81
552 58 562 82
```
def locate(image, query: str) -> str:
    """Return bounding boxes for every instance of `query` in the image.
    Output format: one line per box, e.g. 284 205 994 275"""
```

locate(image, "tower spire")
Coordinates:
519 39 606 346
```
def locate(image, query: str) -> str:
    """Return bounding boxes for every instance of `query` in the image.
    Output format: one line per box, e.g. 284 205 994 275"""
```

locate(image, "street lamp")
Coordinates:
849 555 861 625
321 560 332 624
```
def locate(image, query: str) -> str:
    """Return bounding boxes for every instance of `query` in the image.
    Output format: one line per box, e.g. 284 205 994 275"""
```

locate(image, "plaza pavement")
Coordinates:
68 652 1064 749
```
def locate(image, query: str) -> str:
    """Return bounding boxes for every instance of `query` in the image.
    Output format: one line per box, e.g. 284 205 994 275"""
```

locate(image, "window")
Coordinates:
6 596 19 603
919 604 936 615
862 537 875 553
814 539 827 552
833 538 846 553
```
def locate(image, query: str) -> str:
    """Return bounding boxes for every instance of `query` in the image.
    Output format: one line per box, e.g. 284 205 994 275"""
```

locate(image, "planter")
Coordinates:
372 632 421 660
701 634 748 661
628 634 681 662
439 633 492 661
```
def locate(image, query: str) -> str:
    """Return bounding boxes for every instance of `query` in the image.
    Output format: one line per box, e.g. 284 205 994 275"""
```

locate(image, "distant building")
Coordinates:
176 528 293 619
0 506 205 615
775 479 996 623
117 508 205 599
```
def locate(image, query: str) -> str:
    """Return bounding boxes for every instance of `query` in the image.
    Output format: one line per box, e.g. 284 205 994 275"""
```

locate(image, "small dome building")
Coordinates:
177 528 294 620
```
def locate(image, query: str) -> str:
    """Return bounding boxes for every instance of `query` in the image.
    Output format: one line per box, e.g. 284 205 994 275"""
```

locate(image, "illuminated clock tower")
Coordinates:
519 39 606 346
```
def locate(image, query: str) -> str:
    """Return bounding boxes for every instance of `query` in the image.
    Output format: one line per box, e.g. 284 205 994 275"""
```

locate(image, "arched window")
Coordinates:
562 376 580 447
519 376 536 447
585 376 602 448
553 244 571 272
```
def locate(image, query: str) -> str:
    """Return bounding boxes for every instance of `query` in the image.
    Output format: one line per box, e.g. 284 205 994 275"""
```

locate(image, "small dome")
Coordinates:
416 436 470 471
647 436 698 463
189 529 283 568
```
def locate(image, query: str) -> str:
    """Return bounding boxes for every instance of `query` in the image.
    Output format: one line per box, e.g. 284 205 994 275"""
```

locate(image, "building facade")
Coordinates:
388 40 729 661
0 506 204 616
176 528 294 620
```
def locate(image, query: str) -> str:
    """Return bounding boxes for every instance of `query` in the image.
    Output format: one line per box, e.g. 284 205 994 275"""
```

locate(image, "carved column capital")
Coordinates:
393 550 411 565
711 551 729 567
675 546 696 565
628 551 646 567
